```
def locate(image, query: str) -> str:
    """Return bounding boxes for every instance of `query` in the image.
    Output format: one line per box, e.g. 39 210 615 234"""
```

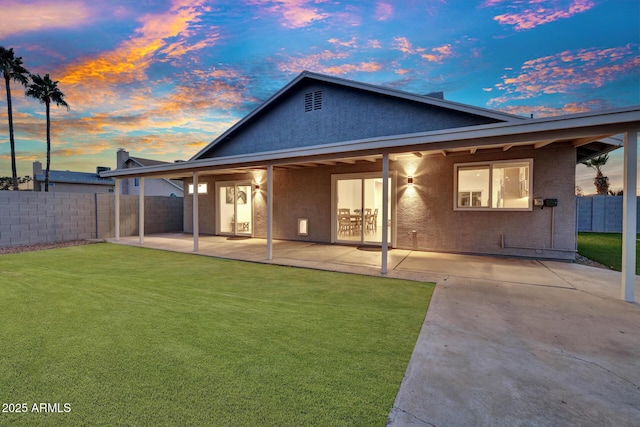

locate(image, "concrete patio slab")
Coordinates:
388 276 640 427
398 251 575 288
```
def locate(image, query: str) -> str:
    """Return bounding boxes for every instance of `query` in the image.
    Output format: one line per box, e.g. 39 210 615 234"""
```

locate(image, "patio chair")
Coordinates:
338 208 352 235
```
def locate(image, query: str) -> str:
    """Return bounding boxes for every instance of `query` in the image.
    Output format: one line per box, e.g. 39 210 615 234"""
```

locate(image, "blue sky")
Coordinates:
0 0 638 193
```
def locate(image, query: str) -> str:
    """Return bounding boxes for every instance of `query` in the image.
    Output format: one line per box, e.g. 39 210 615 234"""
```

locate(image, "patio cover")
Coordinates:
102 106 640 302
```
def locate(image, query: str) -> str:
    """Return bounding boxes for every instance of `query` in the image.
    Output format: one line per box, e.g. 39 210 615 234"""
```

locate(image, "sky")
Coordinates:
0 0 638 194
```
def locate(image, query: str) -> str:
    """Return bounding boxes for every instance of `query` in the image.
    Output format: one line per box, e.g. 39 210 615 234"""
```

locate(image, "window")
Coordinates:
188 183 208 194
454 159 532 210
134 177 140 187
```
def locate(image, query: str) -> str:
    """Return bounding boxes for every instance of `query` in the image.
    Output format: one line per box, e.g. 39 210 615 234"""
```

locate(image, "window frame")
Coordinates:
453 158 533 212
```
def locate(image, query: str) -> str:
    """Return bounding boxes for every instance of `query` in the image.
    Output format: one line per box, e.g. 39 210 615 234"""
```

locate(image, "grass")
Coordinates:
0 244 433 426
578 232 640 275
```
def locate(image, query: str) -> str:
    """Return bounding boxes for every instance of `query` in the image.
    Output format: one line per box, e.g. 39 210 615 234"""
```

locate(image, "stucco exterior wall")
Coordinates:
182 144 576 260
203 81 501 158
393 144 576 259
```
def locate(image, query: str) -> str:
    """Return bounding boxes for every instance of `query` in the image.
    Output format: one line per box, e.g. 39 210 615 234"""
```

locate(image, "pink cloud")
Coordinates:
421 44 453 63
496 100 612 117
489 44 639 112
375 2 394 21
489 0 596 31
0 0 90 38
328 37 358 48
323 62 382 75
278 50 350 74
247 0 329 28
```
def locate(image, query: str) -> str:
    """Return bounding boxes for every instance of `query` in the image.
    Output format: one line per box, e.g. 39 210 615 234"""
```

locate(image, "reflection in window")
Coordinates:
457 166 489 207
455 160 531 210
492 162 530 209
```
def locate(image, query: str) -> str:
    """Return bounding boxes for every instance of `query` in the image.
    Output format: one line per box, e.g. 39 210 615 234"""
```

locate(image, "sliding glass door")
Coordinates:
217 182 252 236
333 173 393 245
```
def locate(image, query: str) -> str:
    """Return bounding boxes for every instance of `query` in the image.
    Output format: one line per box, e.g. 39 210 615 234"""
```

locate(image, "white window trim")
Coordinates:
453 158 533 212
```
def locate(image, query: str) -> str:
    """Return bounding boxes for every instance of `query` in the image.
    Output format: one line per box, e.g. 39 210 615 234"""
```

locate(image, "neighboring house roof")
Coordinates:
124 156 184 191
191 71 526 161
35 170 115 186
128 157 174 167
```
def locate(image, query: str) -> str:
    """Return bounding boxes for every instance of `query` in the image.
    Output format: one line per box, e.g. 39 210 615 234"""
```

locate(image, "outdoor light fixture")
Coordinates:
407 176 414 186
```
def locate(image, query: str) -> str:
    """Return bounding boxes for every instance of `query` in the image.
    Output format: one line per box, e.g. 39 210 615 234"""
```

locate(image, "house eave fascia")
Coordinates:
101 106 640 179
189 70 525 161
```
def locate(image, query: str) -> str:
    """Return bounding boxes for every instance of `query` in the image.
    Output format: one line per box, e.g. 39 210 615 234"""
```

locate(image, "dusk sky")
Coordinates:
0 0 638 193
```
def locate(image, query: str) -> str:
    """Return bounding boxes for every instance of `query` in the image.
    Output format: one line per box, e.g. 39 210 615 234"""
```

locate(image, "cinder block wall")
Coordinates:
0 192 183 248
577 196 640 232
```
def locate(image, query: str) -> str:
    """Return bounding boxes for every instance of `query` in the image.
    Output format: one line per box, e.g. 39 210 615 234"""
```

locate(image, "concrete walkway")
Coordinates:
110 234 640 426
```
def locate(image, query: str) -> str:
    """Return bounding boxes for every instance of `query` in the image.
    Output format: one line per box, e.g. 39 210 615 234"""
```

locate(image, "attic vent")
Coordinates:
304 92 313 112
304 90 323 112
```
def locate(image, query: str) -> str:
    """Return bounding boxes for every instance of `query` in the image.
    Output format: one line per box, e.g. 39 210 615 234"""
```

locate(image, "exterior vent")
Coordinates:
304 90 323 112
304 92 313 112
313 90 322 110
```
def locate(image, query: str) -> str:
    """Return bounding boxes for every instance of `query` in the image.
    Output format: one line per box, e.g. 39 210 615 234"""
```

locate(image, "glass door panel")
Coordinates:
235 185 252 235
363 178 391 244
336 176 391 245
219 185 235 234
218 183 252 235
336 179 362 242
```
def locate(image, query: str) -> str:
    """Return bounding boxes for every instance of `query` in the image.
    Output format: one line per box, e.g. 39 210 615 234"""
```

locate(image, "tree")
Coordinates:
581 154 610 195
1 46 30 190
0 175 31 190
26 74 68 192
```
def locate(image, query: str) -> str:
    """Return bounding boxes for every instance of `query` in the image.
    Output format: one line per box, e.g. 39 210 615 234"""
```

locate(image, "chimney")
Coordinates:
117 148 129 169
33 161 43 177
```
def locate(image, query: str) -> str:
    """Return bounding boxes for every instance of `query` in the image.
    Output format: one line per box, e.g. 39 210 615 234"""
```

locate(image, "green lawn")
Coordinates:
0 244 433 426
578 232 640 275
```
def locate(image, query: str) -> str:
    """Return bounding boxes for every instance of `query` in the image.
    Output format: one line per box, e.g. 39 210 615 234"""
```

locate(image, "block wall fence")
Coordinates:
0 192 183 248
576 196 640 233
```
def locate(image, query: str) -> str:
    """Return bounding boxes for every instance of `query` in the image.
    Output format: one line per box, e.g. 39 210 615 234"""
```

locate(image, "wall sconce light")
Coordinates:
407 176 414 186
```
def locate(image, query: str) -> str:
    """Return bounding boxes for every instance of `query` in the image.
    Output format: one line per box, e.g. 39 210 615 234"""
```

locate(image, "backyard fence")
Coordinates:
0 191 183 248
577 195 640 233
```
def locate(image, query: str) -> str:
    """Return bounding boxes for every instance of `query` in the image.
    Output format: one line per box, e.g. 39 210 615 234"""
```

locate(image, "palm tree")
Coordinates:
1 46 30 190
26 74 69 192
581 154 610 195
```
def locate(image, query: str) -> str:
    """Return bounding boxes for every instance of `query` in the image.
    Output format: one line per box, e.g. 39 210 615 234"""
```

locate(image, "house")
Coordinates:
116 149 184 197
101 71 639 300
33 161 114 193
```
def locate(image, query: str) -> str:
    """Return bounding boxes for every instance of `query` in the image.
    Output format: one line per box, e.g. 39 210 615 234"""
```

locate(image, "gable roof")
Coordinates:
191 71 526 161
100 106 640 180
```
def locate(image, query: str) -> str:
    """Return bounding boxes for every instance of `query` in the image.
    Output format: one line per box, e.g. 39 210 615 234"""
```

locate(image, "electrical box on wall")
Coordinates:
534 198 544 207
543 199 558 208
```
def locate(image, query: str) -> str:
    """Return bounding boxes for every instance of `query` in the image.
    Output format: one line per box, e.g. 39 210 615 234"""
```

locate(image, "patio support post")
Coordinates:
621 130 637 302
139 177 145 245
193 172 199 252
381 153 389 274
114 178 120 241
266 165 273 260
